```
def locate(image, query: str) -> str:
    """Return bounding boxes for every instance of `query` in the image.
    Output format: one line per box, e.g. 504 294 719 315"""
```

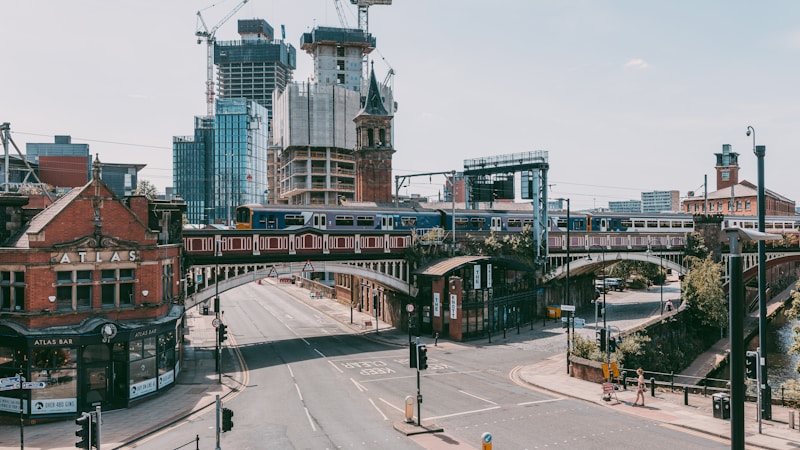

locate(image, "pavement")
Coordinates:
2 279 799 450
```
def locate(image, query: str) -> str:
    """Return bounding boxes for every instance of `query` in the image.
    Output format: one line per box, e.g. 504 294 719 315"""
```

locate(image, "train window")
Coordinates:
621 220 632 228
522 219 533 227
356 216 374 226
508 218 522 228
454 218 469 228
684 221 693 228
556 219 567 228
658 220 670 228
470 218 486 227
576 219 586 229
633 220 645 228
335 215 355 226
400 217 418 227
258 217 267 225
743 222 755 229
285 215 305 226
646 220 658 228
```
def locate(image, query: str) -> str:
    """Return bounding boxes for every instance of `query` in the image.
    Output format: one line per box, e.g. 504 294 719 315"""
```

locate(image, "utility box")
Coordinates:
712 393 730 419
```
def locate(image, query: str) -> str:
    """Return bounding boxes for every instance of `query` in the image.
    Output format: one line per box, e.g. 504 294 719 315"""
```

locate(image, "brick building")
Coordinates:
0 158 185 418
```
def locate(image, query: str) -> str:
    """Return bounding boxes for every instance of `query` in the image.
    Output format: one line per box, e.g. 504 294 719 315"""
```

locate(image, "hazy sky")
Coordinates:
4 1 800 211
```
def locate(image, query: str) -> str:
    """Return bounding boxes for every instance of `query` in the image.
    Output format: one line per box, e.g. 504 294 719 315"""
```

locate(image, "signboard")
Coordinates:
31 397 76 415
0 396 27 413
212 318 221 328
406 304 414 313
473 265 481 290
433 293 440 318
268 266 278 278
486 264 492 289
450 294 458 320
560 304 576 312
302 260 314 272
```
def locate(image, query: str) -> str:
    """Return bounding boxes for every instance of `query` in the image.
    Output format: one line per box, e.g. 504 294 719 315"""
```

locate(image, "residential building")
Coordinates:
641 190 679 213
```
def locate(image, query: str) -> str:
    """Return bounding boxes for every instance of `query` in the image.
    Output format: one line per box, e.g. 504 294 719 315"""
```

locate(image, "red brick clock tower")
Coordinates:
354 64 395 203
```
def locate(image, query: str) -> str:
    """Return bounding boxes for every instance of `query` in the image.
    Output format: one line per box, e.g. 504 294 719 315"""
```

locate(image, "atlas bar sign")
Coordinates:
55 250 138 264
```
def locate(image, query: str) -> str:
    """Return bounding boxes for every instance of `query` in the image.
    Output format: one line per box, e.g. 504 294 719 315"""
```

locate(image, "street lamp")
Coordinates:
556 198 572 373
748 125 771 422
214 239 221 384
724 227 781 449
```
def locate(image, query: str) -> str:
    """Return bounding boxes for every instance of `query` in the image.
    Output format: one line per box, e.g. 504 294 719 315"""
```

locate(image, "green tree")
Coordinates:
134 179 159 200
785 280 800 374
682 255 727 328
684 231 710 260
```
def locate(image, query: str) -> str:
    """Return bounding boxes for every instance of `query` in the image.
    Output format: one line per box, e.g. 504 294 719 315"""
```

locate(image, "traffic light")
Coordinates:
746 351 758 380
219 323 228 342
596 301 604 318
222 407 234 432
75 413 90 449
597 328 607 352
417 344 428 370
608 336 617 352
409 342 417 368
90 414 99 450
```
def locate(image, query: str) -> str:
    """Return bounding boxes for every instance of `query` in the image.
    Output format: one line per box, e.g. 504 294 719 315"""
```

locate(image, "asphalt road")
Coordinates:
133 280 727 449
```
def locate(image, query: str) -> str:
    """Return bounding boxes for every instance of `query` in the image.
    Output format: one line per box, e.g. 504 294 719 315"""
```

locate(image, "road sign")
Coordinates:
302 260 314 272
0 376 20 385
406 304 415 313
22 382 45 389
268 266 278 277
212 318 221 328
560 304 576 312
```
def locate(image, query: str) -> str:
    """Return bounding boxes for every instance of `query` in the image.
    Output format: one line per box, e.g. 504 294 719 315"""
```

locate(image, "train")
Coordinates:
234 203 800 236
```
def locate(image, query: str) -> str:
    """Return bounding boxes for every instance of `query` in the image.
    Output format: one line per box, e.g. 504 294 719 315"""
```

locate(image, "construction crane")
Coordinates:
196 0 250 117
333 0 351 28
350 0 391 33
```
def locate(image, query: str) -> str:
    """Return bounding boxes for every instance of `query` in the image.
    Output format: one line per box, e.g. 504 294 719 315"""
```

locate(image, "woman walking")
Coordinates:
633 368 646 406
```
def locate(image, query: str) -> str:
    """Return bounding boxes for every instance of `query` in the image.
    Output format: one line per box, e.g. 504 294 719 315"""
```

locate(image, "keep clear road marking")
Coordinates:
458 390 497 405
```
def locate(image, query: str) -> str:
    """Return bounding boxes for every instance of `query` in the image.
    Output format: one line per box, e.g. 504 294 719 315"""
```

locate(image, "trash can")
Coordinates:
712 393 730 419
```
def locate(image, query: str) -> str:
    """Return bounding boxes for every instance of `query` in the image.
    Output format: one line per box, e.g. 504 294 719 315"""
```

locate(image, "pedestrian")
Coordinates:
633 368 646 406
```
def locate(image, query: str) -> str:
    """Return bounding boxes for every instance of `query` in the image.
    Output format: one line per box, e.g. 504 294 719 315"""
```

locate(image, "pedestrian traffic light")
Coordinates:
218 323 228 342
222 407 234 432
608 336 617 352
417 344 428 370
409 341 417 368
597 328 607 352
745 351 758 380
75 413 90 449
596 301 604 318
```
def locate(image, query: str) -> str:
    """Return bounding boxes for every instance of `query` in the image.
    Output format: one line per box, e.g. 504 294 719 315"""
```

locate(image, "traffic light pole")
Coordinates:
215 395 221 450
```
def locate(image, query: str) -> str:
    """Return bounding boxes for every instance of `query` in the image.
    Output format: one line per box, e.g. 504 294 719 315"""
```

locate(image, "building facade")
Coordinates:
173 117 214 225
215 19 297 128
300 26 375 93
608 200 642 213
0 159 185 418
354 68 394 202
641 190 679 213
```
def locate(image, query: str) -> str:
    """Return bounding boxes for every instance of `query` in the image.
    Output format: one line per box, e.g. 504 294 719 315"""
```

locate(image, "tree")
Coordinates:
785 280 800 374
682 255 727 328
684 231 710 260
134 179 159 200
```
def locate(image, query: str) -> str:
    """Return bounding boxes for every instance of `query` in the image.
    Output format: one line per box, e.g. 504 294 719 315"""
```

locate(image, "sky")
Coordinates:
3 1 800 211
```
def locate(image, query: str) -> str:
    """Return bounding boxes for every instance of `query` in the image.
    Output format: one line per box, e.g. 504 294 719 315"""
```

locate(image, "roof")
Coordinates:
357 64 390 117
414 256 534 277
7 187 82 248
684 180 795 204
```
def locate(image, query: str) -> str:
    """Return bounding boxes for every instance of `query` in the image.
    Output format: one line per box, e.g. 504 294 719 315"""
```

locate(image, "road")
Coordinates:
135 280 727 449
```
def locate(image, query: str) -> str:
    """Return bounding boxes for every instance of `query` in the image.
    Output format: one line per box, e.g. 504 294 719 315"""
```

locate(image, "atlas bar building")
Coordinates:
0 157 185 418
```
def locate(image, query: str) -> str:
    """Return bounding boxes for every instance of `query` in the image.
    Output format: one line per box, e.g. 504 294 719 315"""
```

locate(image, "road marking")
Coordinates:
379 397 403 413
358 369 482 384
304 406 316 431
314 348 325 358
287 365 295 378
517 398 564 406
368 398 388 420
294 383 303 401
350 378 367 392
458 390 497 405
328 360 344 373
426 406 501 420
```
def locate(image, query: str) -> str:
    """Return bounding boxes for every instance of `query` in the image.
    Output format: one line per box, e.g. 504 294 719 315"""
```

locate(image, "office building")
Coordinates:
609 200 642 213
641 190 679 213
26 135 90 188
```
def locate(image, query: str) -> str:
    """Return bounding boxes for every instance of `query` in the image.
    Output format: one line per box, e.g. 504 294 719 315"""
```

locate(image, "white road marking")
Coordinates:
314 348 325 358
458 390 497 405
295 383 303 401
517 398 564 406
287 365 294 378
351 378 368 392
368 398 388 420
328 360 344 373
426 406 501 420
304 406 316 431
379 397 404 413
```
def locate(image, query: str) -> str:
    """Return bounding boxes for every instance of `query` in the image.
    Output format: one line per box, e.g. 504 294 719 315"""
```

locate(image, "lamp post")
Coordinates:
214 239 221 384
724 227 781 449
748 125 771 421
647 240 665 314
557 198 571 373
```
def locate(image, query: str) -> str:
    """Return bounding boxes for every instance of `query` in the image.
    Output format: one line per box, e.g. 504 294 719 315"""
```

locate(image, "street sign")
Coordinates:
0 376 20 385
406 304 415 313
22 382 45 389
560 304 576 312
268 266 278 278
302 260 314 272
212 318 221 328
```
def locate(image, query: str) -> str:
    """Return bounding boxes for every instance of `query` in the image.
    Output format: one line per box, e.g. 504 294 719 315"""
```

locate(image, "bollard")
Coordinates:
650 377 656 397
670 371 674 392
621 371 627 390
684 386 689 405
789 410 795 430
434 332 439 346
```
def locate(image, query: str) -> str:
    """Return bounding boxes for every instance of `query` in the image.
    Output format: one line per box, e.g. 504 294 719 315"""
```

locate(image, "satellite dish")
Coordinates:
687 191 695 197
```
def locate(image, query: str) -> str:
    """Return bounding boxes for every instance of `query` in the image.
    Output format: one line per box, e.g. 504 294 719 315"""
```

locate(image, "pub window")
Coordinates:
0 271 25 312
100 268 136 308
55 270 93 311
30 347 77 412
129 336 157 396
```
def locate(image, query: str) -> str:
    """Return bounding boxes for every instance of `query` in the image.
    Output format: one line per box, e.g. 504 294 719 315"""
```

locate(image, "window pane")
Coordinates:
101 270 116 281
56 272 72 284
119 269 134 280
120 283 134 306
56 286 72 310
76 271 92 282
76 286 91 309
102 285 116 307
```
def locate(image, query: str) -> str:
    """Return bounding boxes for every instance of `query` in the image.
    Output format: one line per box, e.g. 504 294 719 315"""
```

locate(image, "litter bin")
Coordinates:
547 305 561 319
712 393 730 419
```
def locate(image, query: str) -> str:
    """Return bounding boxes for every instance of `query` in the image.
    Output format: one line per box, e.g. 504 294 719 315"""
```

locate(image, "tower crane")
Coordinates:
333 0 351 28
196 0 250 118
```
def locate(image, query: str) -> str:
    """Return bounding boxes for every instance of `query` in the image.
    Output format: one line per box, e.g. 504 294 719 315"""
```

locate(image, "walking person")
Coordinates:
633 368 646 406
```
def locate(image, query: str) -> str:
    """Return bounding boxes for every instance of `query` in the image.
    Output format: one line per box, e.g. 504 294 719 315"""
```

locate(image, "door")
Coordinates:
83 364 109 408
490 216 502 231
